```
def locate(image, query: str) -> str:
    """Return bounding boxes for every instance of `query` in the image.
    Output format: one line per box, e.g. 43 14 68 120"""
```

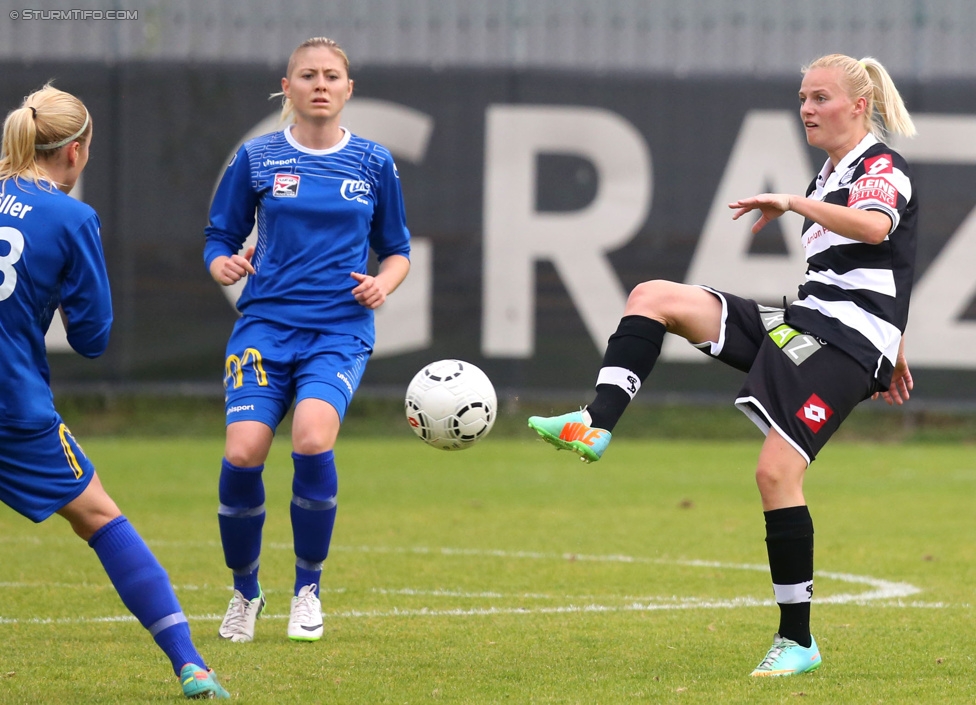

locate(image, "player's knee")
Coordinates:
224 445 266 468
66 505 122 542
291 423 338 455
224 420 273 466
627 280 667 314
755 463 804 503
625 280 692 324
755 464 775 492
58 475 122 541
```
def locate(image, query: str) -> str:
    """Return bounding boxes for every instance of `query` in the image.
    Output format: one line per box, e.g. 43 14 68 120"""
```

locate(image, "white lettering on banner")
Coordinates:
482 105 651 357
54 102 976 374
890 115 976 367
210 100 435 359
663 111 811 362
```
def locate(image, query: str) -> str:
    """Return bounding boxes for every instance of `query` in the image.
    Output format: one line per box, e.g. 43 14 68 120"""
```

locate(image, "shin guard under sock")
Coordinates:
89 516 205 675
291 451 338 596
587 315 666 431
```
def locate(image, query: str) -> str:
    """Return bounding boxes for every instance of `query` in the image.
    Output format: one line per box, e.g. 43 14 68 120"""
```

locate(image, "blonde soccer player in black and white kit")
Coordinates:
529 53 917 676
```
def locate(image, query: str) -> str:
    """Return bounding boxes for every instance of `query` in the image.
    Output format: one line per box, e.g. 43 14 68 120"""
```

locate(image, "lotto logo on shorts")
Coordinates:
796 394 833 433
273 173 300 198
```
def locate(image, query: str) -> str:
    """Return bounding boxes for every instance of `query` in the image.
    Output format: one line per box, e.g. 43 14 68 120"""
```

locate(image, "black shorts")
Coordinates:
695 287 880 464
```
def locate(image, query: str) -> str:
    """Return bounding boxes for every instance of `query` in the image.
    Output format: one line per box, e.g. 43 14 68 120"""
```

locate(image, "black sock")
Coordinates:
764 506 814 648
586 316 665 431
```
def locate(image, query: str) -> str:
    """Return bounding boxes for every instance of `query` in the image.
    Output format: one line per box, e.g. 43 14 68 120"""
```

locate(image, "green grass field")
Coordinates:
1 429 974 703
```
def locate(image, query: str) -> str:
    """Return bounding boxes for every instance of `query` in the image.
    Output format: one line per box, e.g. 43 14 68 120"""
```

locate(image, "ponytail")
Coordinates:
0 82 91 185
0 106 41 182
859 57 916 138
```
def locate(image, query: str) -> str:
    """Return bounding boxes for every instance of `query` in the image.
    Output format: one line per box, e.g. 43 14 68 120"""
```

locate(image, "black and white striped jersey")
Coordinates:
785 134 917 389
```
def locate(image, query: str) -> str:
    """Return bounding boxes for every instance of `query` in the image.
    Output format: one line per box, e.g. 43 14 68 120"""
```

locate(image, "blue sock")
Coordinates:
89 516 205 676
291 451 338 597
217 459 265 599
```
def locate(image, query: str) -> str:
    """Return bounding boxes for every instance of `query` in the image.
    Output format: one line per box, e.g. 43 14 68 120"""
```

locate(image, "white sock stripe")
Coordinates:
296 557 324 572
232 558 260 576
292 494 338 511
147 611 187 637
595 367 641 399
218 503 266 518
772 580 814 604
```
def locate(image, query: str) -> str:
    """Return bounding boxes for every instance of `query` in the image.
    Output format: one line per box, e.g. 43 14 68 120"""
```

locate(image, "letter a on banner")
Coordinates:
664 110 812 361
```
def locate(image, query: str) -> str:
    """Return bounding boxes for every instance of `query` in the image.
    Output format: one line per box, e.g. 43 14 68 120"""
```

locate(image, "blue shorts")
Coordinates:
223 316 371 430
0 417 95 523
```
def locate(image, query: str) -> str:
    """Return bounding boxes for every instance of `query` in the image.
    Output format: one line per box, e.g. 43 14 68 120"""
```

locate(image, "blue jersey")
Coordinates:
204 126 411 348
0 180 112 429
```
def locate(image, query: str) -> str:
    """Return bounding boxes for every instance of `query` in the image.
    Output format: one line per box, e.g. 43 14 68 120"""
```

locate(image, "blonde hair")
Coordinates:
0 82 91 184
803 54 916 139
272 37 351 124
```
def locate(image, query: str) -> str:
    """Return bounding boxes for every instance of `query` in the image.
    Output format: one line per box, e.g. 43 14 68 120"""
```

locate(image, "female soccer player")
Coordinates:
205 37 411 643
0 85 229 698
529 54 917 676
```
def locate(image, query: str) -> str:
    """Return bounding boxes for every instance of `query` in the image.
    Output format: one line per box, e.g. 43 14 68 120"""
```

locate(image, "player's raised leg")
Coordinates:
528 281 721 462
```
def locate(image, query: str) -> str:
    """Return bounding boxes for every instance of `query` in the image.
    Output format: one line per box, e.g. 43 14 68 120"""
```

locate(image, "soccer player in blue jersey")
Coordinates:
205 37 411 643
0 84 229 698
529 54 917 676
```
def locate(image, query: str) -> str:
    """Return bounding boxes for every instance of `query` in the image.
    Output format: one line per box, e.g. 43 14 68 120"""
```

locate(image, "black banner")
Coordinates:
3 63 974 401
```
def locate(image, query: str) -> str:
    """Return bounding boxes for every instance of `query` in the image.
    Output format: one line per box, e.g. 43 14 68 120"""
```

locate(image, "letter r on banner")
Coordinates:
482 105 652 357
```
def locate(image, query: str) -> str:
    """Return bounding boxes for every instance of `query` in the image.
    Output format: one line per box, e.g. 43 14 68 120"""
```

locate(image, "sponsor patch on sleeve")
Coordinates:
848 174 898 209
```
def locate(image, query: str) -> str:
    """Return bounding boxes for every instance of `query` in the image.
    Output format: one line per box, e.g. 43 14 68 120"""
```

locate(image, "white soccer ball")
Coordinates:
404 359 497 450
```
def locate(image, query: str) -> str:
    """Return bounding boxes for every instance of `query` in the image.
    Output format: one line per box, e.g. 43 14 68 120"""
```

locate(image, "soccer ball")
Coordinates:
404 359 497 450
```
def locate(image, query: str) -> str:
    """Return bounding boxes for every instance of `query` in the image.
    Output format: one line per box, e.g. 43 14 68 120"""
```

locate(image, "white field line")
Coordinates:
0 544 960 626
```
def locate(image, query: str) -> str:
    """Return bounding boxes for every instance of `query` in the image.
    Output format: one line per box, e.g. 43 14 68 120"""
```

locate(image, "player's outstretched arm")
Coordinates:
729 193 793 233
730 192 892 244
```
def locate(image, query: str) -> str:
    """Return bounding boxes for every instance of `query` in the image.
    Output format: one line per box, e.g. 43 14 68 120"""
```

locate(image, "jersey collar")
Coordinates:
283 124 351 155
814 133 880 195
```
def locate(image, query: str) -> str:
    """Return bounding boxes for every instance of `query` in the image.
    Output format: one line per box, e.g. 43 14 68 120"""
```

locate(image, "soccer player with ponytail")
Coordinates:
205 37 411 644
530 54 917 676
0 84 229 699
